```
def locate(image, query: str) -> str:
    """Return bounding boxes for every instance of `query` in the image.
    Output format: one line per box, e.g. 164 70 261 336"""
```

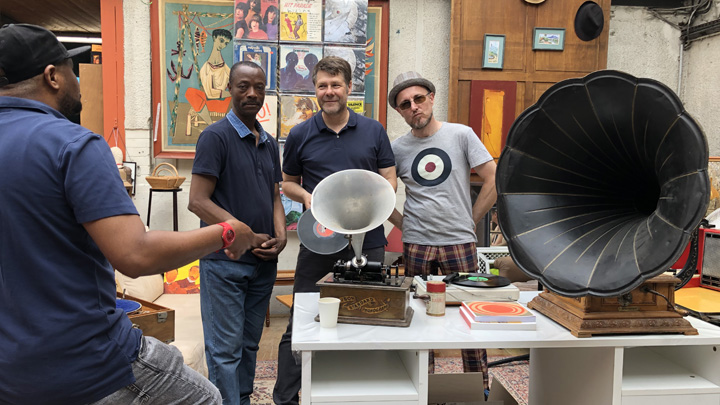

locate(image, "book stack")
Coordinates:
459 301 536 331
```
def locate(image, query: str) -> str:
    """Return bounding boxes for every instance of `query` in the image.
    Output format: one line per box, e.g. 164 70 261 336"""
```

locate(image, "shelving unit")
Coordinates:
293 292 720 405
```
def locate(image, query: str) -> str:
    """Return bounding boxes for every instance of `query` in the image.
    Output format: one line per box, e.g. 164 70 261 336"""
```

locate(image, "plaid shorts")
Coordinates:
403 242 479 278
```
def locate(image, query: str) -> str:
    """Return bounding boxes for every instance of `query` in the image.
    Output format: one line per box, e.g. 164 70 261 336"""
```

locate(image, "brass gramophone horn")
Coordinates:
496 70 710 297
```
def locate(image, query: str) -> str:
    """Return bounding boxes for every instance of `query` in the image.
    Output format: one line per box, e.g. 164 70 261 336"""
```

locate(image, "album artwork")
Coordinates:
324 0 368 45
279 45 322 92
234 44 278 90
279 0 323 42
347 96 364 115
279 94 319 140
281 190 303 231
234 0 280 41
323 45 365 94
257 94 278 139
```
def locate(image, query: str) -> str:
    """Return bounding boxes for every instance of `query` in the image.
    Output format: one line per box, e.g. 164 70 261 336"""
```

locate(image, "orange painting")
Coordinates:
164 260 200 294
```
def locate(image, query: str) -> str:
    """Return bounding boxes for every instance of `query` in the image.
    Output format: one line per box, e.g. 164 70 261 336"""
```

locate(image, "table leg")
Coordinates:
146 190 153 227
172 189 178 232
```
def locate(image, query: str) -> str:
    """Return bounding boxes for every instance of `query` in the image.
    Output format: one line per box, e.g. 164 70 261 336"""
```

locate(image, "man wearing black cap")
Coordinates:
387 71 497 399
0 23 263 404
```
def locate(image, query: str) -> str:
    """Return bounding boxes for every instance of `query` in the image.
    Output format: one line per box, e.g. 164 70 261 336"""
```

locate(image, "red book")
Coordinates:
461 301 536 323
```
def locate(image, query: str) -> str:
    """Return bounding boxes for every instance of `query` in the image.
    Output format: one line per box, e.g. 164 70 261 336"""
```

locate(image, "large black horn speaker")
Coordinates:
496 70 709 297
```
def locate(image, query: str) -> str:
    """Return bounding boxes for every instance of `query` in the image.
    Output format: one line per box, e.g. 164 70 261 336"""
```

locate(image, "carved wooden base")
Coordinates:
528 274 698 338
317 273 414 327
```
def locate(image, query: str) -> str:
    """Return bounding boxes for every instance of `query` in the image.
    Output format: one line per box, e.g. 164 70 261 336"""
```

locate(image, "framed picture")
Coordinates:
122 161 137 195
482 34 505 69
151 0 234 158
533 28 565 51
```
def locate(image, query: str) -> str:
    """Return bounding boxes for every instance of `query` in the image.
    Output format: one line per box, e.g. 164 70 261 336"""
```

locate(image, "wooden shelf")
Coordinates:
310 350 419 403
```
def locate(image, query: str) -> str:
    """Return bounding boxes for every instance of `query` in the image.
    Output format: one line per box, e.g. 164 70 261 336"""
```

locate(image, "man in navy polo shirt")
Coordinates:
0 24 261 404
273 56 397 405
189 61 286 405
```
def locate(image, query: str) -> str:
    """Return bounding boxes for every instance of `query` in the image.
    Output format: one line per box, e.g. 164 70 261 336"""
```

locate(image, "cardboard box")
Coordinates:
117 292 175 344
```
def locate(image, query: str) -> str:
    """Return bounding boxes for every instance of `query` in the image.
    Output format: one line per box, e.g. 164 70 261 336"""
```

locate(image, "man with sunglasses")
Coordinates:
387 71 497 400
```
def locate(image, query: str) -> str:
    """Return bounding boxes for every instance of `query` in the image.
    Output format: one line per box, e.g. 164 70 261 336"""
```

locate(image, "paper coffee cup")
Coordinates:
318 297 341 328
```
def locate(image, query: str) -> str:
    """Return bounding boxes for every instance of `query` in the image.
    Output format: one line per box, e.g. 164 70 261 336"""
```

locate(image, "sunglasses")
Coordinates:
398 92 431 110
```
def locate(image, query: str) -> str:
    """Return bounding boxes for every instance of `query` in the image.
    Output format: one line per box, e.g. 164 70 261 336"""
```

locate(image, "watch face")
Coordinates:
227 229 235 242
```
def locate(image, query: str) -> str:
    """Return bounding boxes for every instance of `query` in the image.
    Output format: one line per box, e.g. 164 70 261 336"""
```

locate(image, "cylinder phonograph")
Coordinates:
304 169 414 327
496 70 710 337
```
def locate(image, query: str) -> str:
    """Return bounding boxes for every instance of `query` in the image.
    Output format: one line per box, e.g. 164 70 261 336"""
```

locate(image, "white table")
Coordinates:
292 291 720 405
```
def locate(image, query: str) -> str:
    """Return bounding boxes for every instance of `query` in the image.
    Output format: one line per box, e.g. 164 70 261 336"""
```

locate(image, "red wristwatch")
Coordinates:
218 222 235 249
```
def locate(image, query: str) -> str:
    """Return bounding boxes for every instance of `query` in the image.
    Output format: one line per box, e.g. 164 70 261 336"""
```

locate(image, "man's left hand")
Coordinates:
252 237 287 260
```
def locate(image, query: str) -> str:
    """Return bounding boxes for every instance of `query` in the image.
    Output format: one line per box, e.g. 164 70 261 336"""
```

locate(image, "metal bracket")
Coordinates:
157 312 168 323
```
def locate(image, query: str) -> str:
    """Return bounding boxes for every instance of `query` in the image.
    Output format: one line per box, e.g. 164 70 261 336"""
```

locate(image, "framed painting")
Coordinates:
482 34 505 69
151 0 234 158
533 27 565 51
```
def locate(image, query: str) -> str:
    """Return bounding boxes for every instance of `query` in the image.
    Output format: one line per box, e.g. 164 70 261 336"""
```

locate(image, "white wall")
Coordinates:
122 0 720 273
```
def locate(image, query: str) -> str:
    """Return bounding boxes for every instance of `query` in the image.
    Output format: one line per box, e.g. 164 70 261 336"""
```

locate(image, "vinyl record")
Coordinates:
297 209 349 255
411 147 452 186
451 273 511 288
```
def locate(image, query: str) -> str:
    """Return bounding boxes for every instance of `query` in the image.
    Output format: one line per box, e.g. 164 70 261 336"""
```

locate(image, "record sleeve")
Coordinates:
323 45 365 94
324 0 368 45
279 94 319 140
234 43 278 90
347 96 364 115
279 45 322 92
461 301 536 323
235 0 280 41
459 306 536 331
279 0 323 42
257 94 278 139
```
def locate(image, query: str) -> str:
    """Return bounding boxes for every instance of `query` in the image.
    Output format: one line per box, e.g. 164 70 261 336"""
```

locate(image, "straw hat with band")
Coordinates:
388 71 436 109
0 23 90 87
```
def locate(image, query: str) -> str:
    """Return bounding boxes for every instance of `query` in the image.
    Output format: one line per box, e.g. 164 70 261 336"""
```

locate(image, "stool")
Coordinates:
266 270 295 327
276 294 293 308
146 188 182 231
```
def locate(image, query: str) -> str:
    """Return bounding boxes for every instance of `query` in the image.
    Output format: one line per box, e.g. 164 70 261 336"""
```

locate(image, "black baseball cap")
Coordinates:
0 23 90 87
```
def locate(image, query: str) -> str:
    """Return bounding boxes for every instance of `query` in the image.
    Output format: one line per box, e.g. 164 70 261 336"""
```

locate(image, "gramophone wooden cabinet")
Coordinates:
293 292 720 405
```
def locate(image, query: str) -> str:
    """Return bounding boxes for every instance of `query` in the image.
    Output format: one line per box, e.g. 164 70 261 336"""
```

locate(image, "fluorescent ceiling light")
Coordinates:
56 36 102 44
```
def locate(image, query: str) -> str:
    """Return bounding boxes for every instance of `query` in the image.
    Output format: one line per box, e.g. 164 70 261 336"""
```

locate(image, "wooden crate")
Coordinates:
117 292 175 344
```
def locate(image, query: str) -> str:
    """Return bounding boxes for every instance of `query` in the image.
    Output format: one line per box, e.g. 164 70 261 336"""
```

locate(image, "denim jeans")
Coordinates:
91 336 221 404
200 258 277 405
273 245 385 405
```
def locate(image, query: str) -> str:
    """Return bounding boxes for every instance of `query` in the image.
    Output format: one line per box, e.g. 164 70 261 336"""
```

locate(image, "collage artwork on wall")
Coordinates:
154 0 386 227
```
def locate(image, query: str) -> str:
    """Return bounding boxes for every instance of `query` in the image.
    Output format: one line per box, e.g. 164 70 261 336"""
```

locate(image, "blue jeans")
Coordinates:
91 336 222 404
200 258 277 405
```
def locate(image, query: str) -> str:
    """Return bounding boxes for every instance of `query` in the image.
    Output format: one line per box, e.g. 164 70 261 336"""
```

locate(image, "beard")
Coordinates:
409 111 433 130
58 91 83 122
319 98 346 115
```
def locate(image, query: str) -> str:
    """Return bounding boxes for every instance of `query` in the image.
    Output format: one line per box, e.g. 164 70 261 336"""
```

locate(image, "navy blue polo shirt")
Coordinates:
0 97 142 403
192 110 282 263
282 108 395 248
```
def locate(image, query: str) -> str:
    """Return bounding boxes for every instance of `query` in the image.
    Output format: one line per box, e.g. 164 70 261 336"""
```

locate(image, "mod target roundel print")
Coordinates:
411 147 452 186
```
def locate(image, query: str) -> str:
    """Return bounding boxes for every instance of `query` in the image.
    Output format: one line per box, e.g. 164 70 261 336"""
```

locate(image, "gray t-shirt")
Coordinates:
392 122 493 245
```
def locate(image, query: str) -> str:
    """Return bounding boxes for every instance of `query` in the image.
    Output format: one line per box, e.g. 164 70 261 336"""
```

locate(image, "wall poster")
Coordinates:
152 0 234 158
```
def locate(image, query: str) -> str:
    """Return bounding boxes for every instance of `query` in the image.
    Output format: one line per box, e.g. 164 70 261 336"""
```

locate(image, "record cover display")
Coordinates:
234 44 278 90
461 301 536 323
281 190 303 230
234 0 280 41
279 45 322 92
324 0 368 45
279 0 323 42
257 94 278 139
279 94 319 140
323 45 365 94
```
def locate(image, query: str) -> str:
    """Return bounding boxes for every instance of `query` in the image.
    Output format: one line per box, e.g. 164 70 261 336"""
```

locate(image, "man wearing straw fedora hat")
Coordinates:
0 24 268 404
388 71 498 400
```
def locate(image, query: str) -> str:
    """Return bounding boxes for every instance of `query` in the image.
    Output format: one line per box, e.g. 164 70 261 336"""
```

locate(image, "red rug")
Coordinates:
251 356 529 405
